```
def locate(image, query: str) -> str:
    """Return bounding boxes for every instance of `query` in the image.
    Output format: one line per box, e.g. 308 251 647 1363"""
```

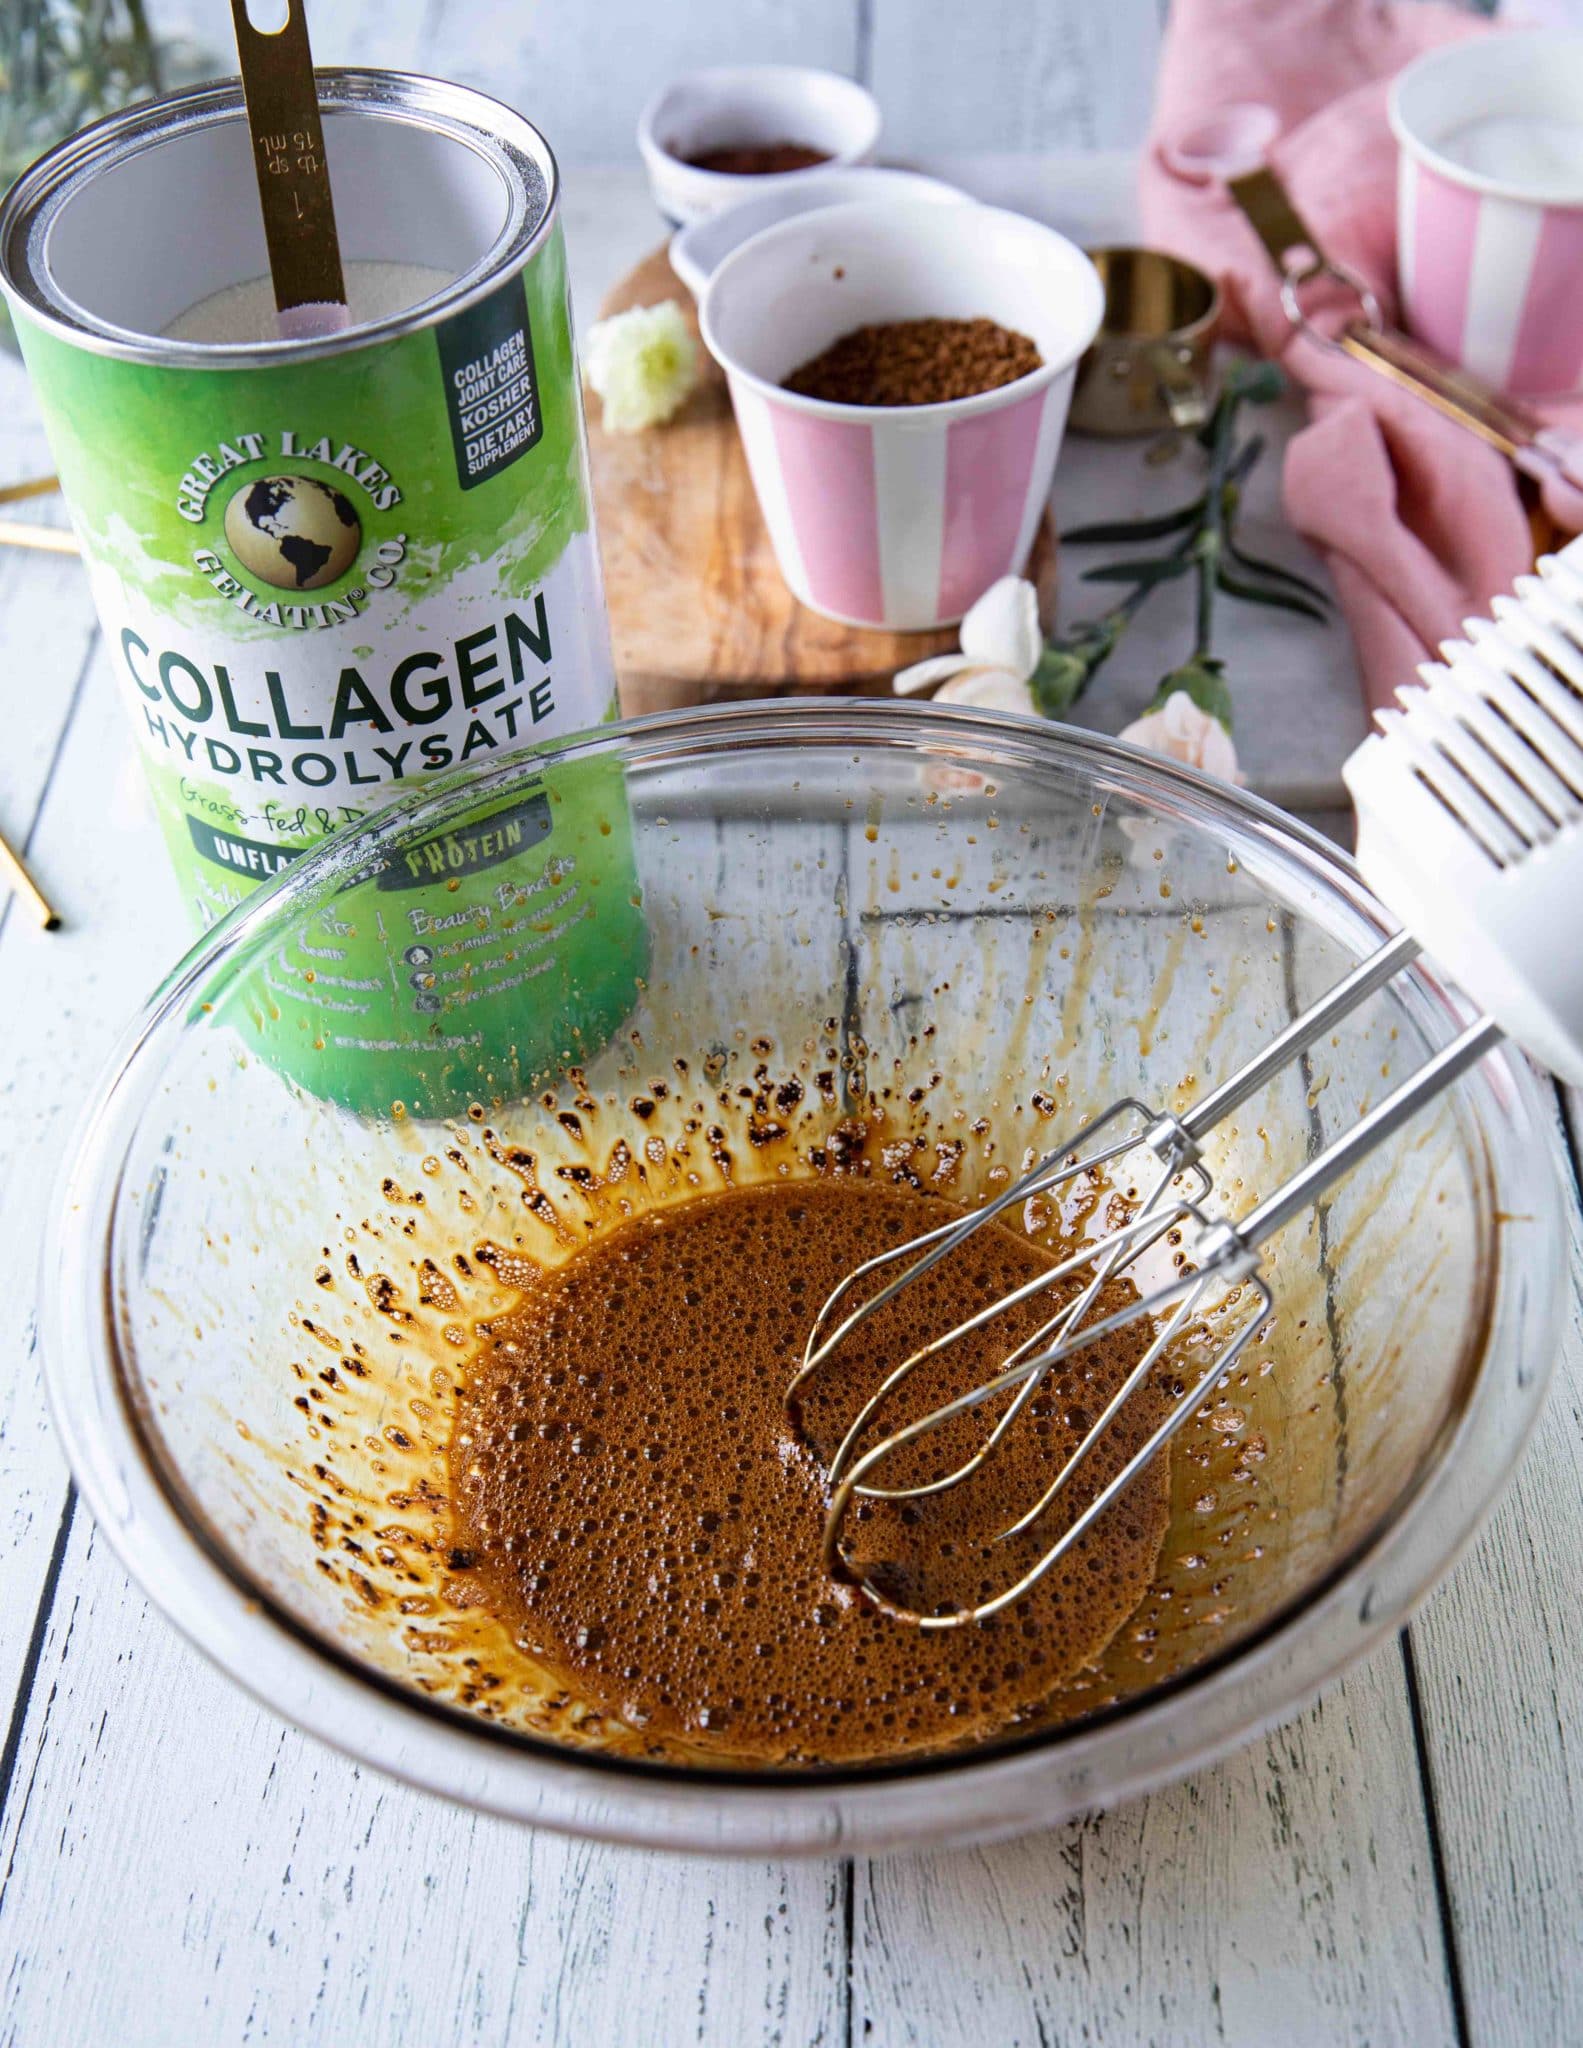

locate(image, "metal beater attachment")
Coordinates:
790 536 1583 1628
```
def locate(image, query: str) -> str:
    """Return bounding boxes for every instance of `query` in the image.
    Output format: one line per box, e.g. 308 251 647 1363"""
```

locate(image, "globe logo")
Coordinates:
223 473 362 592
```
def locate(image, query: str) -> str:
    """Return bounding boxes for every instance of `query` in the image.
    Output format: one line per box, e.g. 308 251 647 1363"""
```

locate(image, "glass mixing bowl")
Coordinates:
44 703 1564 1854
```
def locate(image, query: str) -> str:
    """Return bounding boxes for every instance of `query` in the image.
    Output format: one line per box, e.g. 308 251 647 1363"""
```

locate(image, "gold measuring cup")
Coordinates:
1069 247 1220 438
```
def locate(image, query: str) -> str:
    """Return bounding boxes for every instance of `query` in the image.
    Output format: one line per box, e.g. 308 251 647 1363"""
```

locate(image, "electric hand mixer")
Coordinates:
788 538 1583 1628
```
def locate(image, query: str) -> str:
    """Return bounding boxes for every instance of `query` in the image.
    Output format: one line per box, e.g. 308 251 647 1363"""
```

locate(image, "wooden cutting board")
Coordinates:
586 246 1058 718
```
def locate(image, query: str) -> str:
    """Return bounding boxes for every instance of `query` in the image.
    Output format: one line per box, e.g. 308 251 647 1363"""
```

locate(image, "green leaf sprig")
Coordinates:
1031 360 1330 727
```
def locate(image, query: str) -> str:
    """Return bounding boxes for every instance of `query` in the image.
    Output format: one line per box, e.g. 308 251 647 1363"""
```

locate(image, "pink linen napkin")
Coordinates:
1139 0 1583 714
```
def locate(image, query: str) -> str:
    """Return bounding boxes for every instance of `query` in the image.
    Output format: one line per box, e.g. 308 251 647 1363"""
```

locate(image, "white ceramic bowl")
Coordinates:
637 64 880 228
669 166 966 299
700 199 1104 630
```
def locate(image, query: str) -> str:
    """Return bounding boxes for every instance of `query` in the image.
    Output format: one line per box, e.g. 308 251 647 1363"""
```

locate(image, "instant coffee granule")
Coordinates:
784 316 1042 406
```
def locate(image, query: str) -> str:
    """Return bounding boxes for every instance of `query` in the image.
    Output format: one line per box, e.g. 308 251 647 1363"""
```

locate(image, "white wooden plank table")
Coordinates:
1 151 1580 2048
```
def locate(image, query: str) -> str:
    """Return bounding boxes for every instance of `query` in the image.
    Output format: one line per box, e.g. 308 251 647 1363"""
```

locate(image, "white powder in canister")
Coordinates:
1437 114 1583 194
164 260 455 343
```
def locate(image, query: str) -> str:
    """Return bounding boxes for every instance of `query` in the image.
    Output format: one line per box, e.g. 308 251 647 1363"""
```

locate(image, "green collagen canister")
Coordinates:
0 71 645 1114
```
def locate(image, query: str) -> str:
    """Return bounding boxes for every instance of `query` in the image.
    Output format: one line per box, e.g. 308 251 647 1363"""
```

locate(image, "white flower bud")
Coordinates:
959 575 1042 680
1118 692 1242 783
892 576 1042 701
934 666 1037 715
584 301 699 433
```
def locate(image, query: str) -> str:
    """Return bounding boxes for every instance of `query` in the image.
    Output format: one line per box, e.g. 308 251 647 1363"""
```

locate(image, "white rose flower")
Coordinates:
1117 690 1242 784
894 576 1041 717
584 300 698 433
933 667 1036 714
1114 688 1242 867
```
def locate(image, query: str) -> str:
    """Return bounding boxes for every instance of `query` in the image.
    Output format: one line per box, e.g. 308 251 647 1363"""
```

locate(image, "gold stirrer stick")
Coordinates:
0 824 59 930
0 476 78 555
0 520 77 555
0 489 64 921
0 477 61 506
0 479 68 922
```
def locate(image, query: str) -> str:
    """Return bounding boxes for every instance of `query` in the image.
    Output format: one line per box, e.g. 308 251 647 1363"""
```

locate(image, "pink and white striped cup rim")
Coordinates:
1388 34 1583 394
1388 33 1583 209
697 200 1100 424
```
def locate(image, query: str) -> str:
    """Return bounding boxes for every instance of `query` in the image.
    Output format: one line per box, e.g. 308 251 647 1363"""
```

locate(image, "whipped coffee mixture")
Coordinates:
449 1182 1172 1765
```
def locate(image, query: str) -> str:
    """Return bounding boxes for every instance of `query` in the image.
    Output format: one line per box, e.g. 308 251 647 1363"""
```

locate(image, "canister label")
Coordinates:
16 218 614 933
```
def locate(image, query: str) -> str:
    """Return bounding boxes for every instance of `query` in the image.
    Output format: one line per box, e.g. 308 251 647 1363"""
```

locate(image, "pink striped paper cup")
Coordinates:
699 200 1103 630
1391 33 1583 397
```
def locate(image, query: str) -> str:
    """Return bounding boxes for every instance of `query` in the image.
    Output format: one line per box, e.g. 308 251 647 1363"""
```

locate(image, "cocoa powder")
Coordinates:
784 316 1043 407
685 141 830 175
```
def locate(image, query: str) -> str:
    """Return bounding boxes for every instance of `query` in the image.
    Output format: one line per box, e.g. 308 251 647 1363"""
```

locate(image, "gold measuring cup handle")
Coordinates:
1144 337 1212 430
1277 254 1386 353
1231 164 1583 507
1340 324 1583 496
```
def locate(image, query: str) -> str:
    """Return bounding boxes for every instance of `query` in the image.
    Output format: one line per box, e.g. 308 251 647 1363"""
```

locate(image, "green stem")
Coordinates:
1119 570 1165 625
125 0 162 92
1192 382 1244 659
1194 541 1215 658
1038 358 1291 726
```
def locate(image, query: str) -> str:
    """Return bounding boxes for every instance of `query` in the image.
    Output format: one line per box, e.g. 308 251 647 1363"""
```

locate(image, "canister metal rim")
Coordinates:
0 68 561 370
